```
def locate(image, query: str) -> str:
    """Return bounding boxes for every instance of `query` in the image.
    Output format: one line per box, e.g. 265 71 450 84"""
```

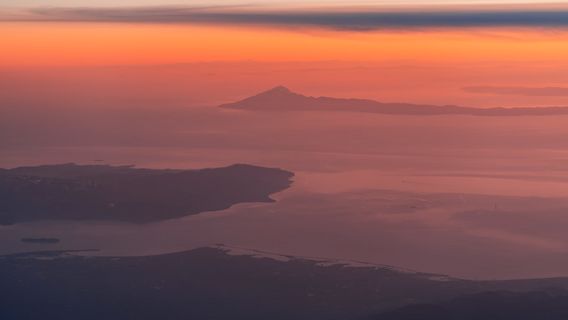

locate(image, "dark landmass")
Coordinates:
0 249 99 259
374 290 568 320
2 245 568 320
220 86 568 116
0 163 293 225
21 238 60 244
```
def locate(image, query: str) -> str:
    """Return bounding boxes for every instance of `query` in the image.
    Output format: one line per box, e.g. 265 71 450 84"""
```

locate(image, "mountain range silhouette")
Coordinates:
220 86 568 116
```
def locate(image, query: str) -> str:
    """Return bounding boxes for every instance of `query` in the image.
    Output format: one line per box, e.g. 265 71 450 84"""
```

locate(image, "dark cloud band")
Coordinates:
8 7 568 30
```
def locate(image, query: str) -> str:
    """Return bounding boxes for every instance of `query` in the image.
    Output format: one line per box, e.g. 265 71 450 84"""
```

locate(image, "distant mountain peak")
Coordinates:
219 87 568 116
254 85 304 99
218 85 310 110
264 85 293 94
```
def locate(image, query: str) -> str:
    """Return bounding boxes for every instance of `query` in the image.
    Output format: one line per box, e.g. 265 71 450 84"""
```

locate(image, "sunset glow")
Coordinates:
3 18 568 108
4 2 568 318
3 23 568 67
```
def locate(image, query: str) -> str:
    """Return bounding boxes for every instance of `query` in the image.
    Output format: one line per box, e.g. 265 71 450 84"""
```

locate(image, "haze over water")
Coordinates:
4 105 568 279
4 0 568 281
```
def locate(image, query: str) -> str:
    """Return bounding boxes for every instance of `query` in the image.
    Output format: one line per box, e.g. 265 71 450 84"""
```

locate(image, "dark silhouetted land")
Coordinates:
2 245 568 320
374 290 568 320
0 163 293 225
220 86 568 116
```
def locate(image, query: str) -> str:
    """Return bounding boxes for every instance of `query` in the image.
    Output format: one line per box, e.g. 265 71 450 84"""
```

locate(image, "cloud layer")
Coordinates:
464 86 568 97
7 6 568 30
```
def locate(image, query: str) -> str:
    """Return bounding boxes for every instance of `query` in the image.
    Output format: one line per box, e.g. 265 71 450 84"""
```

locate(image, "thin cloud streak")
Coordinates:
465 86 568 97
6 6 568 30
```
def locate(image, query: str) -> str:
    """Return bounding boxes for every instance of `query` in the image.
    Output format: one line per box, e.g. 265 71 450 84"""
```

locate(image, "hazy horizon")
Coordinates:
3 2 568 319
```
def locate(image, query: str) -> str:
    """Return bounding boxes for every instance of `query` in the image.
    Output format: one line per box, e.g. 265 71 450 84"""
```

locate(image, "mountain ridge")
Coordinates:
220 86 568 116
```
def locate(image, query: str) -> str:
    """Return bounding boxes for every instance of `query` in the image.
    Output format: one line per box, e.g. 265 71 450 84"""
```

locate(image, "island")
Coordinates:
220 86 568 116
0 163 294 225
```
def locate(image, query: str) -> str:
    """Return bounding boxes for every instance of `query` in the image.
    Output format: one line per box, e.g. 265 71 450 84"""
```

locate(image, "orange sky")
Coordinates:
2 23 568 66
3 22 568 107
